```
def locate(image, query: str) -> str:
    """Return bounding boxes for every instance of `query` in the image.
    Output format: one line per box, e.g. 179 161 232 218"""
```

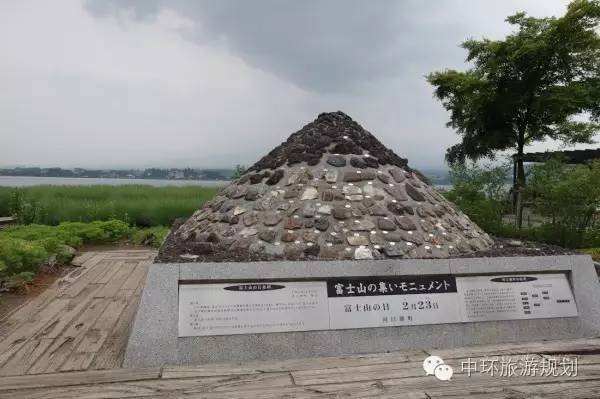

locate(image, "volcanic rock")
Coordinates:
159 111 493 262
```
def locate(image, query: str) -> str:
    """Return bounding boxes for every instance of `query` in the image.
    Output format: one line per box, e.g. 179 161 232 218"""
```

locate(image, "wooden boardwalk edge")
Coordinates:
0 367 162 391
1 250 600 398
0 336 598 393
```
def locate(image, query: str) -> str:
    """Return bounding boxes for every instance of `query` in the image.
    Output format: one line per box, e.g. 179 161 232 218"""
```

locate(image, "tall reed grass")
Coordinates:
0 185 221 227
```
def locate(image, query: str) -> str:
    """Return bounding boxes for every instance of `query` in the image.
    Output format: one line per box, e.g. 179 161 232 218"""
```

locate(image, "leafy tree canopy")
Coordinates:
427 0 600 166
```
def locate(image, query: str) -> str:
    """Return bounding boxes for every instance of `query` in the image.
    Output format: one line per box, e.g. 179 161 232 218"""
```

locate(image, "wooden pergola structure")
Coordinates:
514 148 600 165
511 148 600 226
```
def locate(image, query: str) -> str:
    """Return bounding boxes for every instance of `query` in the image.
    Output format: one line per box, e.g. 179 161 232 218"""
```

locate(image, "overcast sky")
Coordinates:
1 0 596 170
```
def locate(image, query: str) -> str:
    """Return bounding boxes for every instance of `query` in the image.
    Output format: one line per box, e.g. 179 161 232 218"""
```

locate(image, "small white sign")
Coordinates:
178 282 329 337
456 273 578 322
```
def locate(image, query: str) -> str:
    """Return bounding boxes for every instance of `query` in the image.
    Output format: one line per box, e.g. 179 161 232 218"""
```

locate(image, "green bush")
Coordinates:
0 220 132 284
0 238 48 283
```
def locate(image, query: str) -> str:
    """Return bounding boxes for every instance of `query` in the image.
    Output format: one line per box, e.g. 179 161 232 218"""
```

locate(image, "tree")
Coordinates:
231 164 247 180
427 0 600 227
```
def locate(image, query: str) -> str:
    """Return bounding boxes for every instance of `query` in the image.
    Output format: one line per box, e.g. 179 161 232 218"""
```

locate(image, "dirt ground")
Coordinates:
0 270 67 320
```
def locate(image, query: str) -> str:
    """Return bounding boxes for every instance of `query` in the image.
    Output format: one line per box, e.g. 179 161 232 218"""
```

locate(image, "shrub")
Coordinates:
0 238 48 282
444 162 510 233
582 248 600 262
527 159 600 248
0 220 131 284
131 226 170 248
7 189 43 225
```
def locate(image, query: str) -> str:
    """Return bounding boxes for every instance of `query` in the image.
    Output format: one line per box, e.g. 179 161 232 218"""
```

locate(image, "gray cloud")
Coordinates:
84 0 569 93
2 0 588 172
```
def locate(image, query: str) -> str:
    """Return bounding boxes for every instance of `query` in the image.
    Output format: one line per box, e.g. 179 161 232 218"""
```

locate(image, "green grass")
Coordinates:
0 185 221 227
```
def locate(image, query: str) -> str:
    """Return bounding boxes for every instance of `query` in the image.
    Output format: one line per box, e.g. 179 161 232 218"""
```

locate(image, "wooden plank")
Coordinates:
429 337 600 359
59 352 96 373
186 378 600 399
421 379 600 398
34 284 101 340
291 354 544 386
120 261 150 291
0 275 63 328
93 260 122 285
0 298 70 367
0 367 161 391
162 349 427 379
60 290 136 371
27 297 110 374
499 379 600 398
70 251 95 267
75 289 135 354
108 256 152 262
0 373 294 399
0 339 597 398
182 376 600 399
377 366 600 393
94 262 137 298
0 338 54 377
89 287 143 370
104 249 157 255
58 253 110 298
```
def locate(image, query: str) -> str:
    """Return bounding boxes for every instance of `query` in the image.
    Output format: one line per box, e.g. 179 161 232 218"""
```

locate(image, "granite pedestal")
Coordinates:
124 255 600 368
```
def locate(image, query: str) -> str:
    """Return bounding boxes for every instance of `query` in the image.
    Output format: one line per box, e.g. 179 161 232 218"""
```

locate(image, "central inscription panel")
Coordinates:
178 273 578 337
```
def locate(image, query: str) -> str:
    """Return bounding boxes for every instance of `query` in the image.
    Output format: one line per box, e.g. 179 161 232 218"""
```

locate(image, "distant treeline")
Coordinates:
0 166 463 184
0 167 234 181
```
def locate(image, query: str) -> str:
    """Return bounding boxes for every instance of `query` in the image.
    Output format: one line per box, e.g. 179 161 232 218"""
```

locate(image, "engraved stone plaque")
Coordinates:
178 273 578 337
456 273 578 322
178 282 329 337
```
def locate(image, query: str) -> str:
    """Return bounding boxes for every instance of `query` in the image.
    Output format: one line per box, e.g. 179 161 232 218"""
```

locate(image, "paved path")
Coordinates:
0 249 599 397
0 250 155 375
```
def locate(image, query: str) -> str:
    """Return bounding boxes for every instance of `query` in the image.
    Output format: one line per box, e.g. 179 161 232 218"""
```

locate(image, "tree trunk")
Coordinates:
512 158 517 213
515 136 526 229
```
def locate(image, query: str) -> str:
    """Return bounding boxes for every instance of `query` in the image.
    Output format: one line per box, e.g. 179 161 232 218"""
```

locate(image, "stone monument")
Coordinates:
125 112 600 368
158 111 493 262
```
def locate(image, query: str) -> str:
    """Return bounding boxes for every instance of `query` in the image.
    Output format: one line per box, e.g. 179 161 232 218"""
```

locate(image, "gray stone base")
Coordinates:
124 255 600 368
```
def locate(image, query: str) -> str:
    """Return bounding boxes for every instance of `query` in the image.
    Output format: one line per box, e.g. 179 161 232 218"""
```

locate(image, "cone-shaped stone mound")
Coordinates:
158 111 493 262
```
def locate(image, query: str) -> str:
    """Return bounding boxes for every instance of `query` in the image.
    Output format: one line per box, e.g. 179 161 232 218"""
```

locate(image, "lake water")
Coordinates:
0 176 453 190
0 176 227 187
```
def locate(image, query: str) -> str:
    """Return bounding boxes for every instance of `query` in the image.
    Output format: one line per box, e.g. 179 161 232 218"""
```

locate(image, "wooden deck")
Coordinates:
0 249 599 397
0 337 597 398
0 250 155 376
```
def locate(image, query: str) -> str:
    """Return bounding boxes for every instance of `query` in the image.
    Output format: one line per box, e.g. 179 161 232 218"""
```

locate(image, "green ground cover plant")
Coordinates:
0 220 131 284
0 220 169 285
0 185 221 227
